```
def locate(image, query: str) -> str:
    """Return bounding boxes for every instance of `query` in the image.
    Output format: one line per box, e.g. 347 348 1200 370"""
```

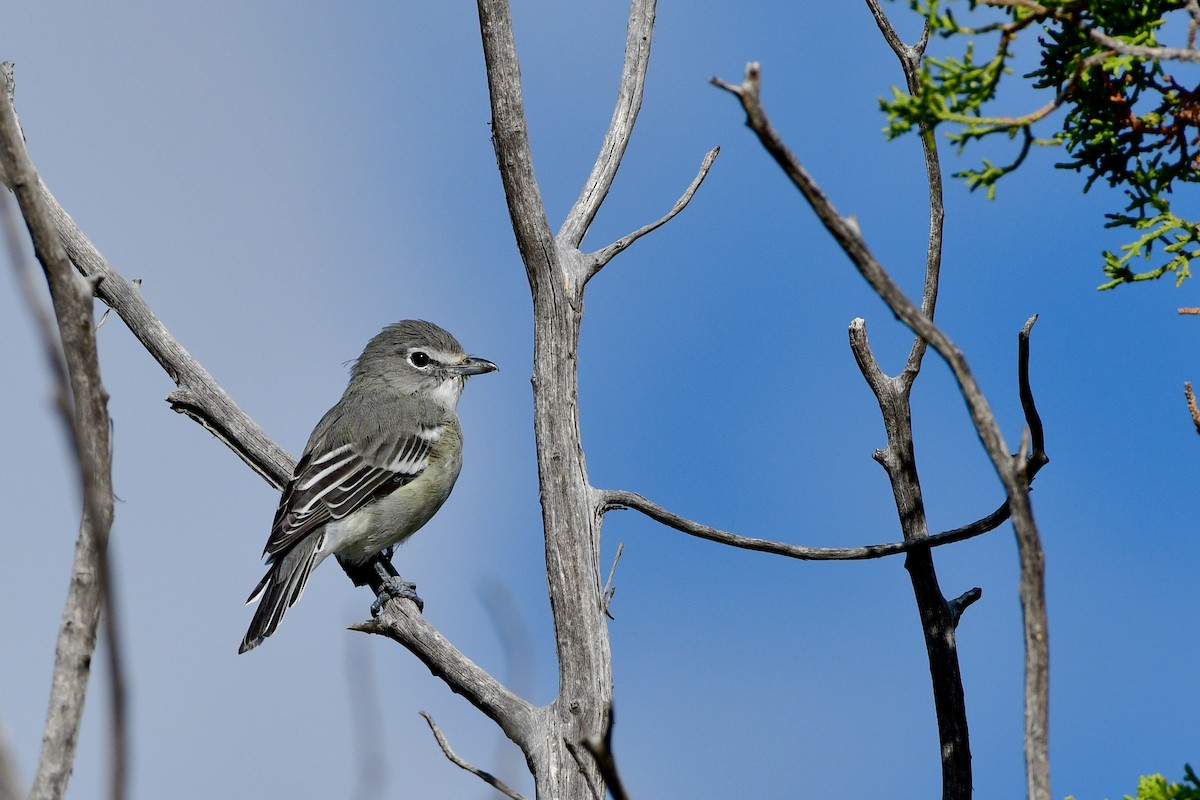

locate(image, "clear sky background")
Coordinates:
2 3 1197 799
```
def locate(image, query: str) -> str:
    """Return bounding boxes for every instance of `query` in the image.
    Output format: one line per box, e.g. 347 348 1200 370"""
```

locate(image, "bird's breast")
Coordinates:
323 422 464 565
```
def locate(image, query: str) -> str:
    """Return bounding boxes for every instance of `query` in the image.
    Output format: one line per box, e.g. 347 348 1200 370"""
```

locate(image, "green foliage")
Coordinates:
881 0 1200 288
1065 764 1200 800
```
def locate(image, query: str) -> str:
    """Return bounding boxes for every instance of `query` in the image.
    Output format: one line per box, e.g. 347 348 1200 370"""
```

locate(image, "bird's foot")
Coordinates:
371 577 424 616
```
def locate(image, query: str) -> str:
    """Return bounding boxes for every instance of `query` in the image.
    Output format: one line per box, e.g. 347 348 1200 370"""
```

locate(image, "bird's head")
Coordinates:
352 319 497 408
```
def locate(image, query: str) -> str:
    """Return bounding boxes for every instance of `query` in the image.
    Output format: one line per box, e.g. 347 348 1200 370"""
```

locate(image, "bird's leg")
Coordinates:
335 552 424 615
368 555 424 616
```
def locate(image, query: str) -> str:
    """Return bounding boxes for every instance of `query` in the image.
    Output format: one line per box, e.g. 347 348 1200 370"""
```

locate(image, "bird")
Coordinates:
239 320 497 653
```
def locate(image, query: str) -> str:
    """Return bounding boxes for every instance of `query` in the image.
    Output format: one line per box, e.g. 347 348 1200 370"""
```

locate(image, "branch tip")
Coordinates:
1185 382 1200 435
588 144 720 276
949 587 983 626
419 711 528 800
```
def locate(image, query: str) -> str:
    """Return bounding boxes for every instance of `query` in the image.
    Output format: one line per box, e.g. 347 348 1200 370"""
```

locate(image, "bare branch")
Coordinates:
418 712 528 800
0 64 292 491
852 280 969 799
1185 382 1200 435
559 0 656 248
3 63 542 789
477 1 618 796
477 0 557 289
714 59 1051 800
866 0 946 381
1019 315 1048 470
1012 481 1049 800
711 62 1013 469
600 488 1011 560
847 317 892 408
948 587 983 627
865 0 931 73
587 146 719 280
602 542 624 618
0 63 123 800
1015 318 1051 800
351 601 538 753
710 58 1029 553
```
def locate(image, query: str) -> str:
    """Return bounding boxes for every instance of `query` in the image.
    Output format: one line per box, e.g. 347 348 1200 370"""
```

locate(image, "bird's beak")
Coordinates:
452 356 498 376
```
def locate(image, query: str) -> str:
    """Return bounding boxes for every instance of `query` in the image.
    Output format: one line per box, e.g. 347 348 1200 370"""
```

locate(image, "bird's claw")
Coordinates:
371 577 424 616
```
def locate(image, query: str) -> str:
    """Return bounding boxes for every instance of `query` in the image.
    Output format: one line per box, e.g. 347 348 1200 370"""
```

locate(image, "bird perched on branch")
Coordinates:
239 320 497 653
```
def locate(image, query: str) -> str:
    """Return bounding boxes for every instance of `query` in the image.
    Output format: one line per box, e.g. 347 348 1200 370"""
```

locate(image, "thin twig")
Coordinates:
599 488 1010 559
1018 315 1048 470
419 712 528 800
0 63 292 491
602 542 624 618
587 146 719 279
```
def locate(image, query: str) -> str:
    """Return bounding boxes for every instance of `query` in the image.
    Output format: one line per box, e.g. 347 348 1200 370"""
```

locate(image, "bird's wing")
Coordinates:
262 407 438 558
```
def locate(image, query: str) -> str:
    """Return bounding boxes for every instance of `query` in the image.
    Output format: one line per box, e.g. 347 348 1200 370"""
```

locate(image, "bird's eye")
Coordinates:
409 351 431 368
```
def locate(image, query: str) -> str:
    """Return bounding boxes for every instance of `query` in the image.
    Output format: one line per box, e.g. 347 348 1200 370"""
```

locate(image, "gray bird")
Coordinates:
239 320 497 653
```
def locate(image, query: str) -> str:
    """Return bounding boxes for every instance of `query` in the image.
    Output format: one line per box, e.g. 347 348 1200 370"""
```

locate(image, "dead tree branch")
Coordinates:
0 60 539 796
350 605 538 750
1186 383 1200 435
601 487 1011 559
588 146 719 278
848 8 973 789
0 66 291 490
558 0 656 248
478 0 725 793
0 63 121 800
713 26 1050 800
478 0 613 790
418 712 528 800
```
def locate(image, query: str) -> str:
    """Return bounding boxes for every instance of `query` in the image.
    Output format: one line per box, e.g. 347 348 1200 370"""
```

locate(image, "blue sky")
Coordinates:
2 3 1197 799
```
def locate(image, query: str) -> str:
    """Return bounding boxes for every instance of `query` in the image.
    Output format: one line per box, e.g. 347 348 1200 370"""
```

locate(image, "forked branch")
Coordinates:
418 712 529 800
587 145 719 280
713 57 1050 800
599 311 1049 564
1 62 533 792
559 0 656 248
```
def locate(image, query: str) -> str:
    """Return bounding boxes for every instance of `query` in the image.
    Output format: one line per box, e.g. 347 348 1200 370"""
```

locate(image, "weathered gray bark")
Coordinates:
3 1 1054 797
0 64 118 800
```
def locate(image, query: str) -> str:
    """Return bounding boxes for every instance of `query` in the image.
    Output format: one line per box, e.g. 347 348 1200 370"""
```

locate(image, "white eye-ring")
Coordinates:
409 351 431 368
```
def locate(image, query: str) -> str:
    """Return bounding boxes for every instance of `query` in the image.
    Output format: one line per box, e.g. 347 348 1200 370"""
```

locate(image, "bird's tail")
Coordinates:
238 535 322 654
